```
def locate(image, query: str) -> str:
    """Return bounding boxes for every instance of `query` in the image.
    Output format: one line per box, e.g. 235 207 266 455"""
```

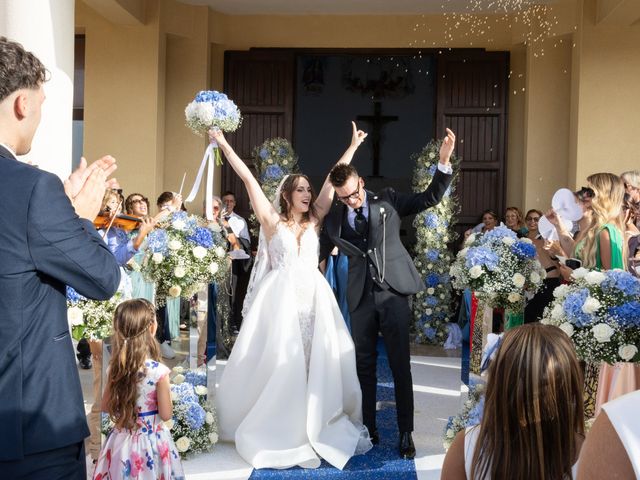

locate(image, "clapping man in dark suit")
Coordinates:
320 128 455 459
0 37 121 479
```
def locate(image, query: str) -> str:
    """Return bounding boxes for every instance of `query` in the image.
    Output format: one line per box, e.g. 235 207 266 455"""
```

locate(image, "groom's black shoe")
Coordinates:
370 430 379 445
399 432 416 459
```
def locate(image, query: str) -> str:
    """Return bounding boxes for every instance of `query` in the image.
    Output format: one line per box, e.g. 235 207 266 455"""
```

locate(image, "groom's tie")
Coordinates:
354 207 368 236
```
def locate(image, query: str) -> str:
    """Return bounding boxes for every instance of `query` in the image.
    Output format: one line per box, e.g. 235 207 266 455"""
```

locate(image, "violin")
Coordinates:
93 213 142 232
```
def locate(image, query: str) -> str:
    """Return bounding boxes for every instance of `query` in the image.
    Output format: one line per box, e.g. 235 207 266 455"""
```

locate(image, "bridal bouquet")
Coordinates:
169 367 218 458
66 286 122 341
541 268 640 364
443 382 485 451
185 90 242 165
450 226 546 310
141 211 228 305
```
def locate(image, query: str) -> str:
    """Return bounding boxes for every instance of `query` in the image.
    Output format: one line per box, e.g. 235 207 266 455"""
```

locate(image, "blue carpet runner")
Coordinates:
249 341 417 479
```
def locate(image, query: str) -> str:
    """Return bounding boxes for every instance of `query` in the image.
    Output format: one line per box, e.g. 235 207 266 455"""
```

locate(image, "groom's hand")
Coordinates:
439 128 456 165
72 167 108 220
64 155 118 202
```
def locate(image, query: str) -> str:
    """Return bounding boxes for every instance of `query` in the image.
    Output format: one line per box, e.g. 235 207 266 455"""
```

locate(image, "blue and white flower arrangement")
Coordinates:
411 140 460 345
168 367 217 458
541 268 640 364
66 286 123 341
449 226 546 311
443 382 485 451
141 211 228 305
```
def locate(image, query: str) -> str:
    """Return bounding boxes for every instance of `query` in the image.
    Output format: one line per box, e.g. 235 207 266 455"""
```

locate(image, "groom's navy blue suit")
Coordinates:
0 146 120 465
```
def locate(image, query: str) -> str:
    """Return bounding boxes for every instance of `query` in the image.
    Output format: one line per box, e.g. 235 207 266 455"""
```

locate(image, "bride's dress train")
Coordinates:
217 223 371 470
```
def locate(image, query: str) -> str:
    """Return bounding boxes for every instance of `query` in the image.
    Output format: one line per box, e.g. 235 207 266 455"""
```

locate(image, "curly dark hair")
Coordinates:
0 37 47 102
329 164 359 187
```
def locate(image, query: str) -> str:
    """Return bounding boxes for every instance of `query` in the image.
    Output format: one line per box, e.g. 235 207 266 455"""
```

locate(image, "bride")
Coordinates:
211 123 371 470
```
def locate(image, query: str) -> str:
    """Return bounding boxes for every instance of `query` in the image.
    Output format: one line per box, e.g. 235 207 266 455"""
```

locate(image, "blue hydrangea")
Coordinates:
440 273 451 284
424 213 439 228
483 225 517 244
263 165 284 180
66 286 86 303
425 273 440 288
147 229 168 254
184 401 206 430
195 90 228 103
602 270 640 297
259 148 269 159
563 289 592 327
428 164 437 176
171 383 198 404
467 396 485 426
426 249 439 262
465 246 499 271
425 296 438 306
213 99 240 122
186 227 214 248
184 370 207 387
608 301 640 327
511 241 537 259
278 147 288 157
423 326 436 341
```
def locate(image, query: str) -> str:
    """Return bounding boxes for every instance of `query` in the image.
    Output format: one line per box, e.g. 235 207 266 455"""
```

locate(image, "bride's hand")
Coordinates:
350 121 367 148
208 128 226 145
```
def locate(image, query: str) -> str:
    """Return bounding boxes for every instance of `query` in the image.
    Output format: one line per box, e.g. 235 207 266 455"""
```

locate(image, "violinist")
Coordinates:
124 193 156 303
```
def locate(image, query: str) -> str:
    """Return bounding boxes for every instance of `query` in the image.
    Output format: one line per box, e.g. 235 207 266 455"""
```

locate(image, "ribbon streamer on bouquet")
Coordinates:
185 142 216 220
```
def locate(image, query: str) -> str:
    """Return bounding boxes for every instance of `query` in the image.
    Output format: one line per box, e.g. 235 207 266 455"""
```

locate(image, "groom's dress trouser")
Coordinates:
350 278 414 433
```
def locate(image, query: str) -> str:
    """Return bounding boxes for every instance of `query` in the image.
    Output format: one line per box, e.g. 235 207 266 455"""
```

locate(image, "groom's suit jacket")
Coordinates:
321 169 452 311
0 146 121 461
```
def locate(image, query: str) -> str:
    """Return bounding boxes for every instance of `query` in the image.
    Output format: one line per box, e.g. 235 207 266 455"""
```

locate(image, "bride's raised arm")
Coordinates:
209 129 280 234
313 121 367 222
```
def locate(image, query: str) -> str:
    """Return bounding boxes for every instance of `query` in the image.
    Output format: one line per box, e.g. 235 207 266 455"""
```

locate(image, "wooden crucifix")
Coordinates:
356 102 398 177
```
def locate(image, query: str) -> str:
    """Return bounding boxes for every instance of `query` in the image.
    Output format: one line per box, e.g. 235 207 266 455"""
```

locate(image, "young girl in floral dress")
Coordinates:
93 299 184 479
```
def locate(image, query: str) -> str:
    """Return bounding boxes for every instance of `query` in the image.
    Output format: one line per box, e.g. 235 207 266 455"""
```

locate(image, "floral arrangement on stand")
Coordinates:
541 268 640 364
66 286 122 341
248 137 299 234
411 140 460 345
141 211 228 306
168 366 218 458
443 382 485 451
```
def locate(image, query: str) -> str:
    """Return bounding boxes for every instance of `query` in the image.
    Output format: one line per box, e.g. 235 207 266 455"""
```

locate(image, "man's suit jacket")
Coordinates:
0 146 121 461
321 169 452 311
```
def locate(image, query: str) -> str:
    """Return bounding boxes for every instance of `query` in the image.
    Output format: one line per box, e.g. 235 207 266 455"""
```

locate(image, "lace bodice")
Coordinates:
267 223 319 271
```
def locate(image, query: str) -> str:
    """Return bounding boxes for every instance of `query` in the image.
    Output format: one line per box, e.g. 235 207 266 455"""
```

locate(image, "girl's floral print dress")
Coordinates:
93 361 185 479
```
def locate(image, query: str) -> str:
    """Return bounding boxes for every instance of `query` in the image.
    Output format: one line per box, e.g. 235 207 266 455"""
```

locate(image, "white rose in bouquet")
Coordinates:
152 252 164 264
67 306 84 326
173 219 187 231
591 323 614 343
214 246 226 258
168 239 182 251
559 322 575 337
585 271 606 285
169 285 182 297
172 366 185 374
502 236 515 246
571 267 589 280
192 246 207 260
553 284 570 299
209 432 219 444
170 391 178 401
619 344 638 361
530 271 541 284
551 303 565 320
469 265 483 279
459 247 468 257
581 296 601 315
175 436 191 453
164 419 175 430
205 412 215 425
174 266 186 278
520 237 533 244
512 273 525 288
209 263 219 275
507 292 521 303
195 385 208 396
173 374 185 384
427 288 435 295
425 308 433 315
465 234 476 246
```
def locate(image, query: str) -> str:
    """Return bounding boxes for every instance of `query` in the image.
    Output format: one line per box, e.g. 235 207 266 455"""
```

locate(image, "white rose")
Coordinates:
427 288 435 295
469 265 483 279
559 322 574 337
172 366 185 374
192 246 207 260
581 296 601 315
214 246 226 258
458 248 468 258
170 391 178 401
507 292 521 303
439 294 445 299
209 262 219 275
551 303 565 320
446 428 455 439
520 237 533 244
195 385 208 396
530 271 541 284
553 284 570 299
571 267 589 280
168 285 182 297
591 323 614 343
175 436 191 452
164 419 175 430
173 374 185 384
152 252 164 264
205 412 214 425
209 432 219 444
427 263 433 270
585 271 606 285
502 236 515 246
173 219 186 231
512 273 525 288
465 234 476 246
168 239 182 251
425 308 433 315
174 266 186 278
67 306 84 326
619 344 638 361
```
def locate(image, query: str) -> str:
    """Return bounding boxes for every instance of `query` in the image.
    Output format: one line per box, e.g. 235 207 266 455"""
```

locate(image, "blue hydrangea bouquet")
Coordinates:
141 211 228 305
66 286 123 341
541 268 640 364
442 381 485 451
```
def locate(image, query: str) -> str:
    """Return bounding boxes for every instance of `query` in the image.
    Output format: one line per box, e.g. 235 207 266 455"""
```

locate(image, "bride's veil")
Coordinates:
241 175 289 318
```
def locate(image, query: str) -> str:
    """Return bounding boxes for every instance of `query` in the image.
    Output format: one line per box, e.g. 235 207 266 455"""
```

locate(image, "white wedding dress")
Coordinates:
217 222 371 470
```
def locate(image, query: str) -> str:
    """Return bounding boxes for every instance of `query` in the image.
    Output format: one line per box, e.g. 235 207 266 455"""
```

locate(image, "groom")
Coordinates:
320 128 455 458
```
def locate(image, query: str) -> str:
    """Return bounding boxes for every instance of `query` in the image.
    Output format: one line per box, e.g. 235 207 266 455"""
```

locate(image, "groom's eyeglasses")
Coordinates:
337 179 362 203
